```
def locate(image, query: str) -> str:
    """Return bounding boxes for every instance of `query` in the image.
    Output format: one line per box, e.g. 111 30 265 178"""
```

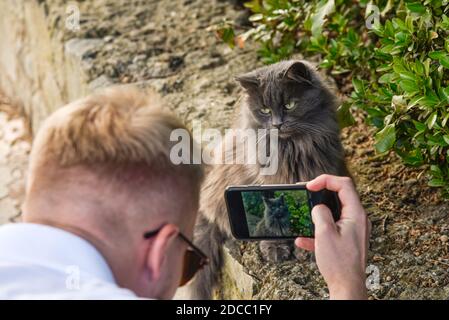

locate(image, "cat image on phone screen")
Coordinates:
254 193 292 238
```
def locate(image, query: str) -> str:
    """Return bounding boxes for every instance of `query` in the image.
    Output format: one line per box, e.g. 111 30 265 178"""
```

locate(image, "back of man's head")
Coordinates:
23 86 203 243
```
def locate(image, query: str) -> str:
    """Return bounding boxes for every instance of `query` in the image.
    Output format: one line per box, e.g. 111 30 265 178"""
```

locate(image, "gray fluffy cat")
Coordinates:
254 193 292 238
187 60 349 299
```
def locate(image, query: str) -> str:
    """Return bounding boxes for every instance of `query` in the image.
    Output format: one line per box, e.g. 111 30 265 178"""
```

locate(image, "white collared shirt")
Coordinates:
0 223 138 299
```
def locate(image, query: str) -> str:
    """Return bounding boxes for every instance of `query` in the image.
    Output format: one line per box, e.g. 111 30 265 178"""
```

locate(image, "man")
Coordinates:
0 87 204 299
0 86 370 299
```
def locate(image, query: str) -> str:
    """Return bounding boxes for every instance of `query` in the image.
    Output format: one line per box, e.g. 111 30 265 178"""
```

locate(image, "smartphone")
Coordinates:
224 183 341 240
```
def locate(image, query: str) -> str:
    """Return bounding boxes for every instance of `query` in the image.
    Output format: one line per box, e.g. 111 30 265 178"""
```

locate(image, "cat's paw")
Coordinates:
259 240 291 263
293 246 313 263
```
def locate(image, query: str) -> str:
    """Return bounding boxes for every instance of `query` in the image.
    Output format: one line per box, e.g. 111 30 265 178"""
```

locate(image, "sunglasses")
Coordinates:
143 227 209 286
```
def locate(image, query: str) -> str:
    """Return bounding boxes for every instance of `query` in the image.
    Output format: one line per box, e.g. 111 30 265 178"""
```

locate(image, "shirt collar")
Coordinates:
0 223 116 284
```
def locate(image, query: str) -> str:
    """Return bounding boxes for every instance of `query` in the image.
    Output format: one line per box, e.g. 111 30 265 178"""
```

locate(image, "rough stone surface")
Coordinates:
0 0 258 133
0 198 18 225
0 93 31 224
0 0 89 134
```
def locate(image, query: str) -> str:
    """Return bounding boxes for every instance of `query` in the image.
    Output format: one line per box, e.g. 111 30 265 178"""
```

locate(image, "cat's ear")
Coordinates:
283 61 313 86
235 72 259 91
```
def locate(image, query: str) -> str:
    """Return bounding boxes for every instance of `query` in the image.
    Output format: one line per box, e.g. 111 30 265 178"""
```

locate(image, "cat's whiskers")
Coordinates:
286 122 335 136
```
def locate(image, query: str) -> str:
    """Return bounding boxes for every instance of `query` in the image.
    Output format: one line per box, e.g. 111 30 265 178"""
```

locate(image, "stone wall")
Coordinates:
0 0 89 133
0 0 256 129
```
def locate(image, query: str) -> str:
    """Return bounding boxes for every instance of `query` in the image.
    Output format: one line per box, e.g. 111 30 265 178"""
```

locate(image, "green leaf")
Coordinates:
429 51 449 69
398 70 417 81
427 135 447 147
375 124 396 153
310 0 335 37
427 112 438 129
406 2 427 14
337 102 355 129
413 120 426 132
440 55 449 69
385 20 395 38
243 0 262 12
442 113 449 127
413 61 425 76
408 96 424 109
429 51 447 60
443 135 449 145
420 92 440 107
220 27 235 48
399 79 419 94
376 64 392 73
429 179 445 187
442 87 449 103
366 107 386 117
430 165 442 176
402 149 423 166
379 73 394 83
352 78 365 95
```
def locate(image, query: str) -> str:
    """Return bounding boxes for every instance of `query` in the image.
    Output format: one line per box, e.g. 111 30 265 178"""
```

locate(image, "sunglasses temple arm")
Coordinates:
178 232 209 261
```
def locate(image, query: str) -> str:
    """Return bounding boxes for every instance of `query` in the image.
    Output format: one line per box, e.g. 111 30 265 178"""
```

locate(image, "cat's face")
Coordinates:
236 60 335 139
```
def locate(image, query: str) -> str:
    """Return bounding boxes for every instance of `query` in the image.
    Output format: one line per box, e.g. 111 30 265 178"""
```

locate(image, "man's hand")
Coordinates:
295 174 370 300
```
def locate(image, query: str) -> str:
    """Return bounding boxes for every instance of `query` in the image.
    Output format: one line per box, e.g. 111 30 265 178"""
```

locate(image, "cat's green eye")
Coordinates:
260 107 271 114
284 101 296 110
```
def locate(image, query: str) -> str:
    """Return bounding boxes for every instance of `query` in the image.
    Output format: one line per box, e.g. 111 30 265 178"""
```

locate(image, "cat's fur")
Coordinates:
187 60 349 299
254 194 291 237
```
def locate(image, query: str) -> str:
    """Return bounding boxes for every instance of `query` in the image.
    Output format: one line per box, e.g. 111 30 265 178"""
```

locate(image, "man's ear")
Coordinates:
283 61 313 85
235 72 259 91
146 224 179 281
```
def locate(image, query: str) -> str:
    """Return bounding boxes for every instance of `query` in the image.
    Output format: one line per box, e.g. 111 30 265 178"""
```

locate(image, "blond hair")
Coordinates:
28 86 203 194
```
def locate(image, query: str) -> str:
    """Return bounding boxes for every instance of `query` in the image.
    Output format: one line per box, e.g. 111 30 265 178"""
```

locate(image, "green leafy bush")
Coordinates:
215 0 449 196
280 191 313 236
242 192 265 217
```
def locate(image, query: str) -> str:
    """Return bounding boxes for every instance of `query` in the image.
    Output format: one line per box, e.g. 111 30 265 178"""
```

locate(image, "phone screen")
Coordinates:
240 189 313 238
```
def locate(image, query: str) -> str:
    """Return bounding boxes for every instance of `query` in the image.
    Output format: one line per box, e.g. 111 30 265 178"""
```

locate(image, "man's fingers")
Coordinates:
311 204 337 235
307 174 357 203
295 203 337 250
295 237 315 251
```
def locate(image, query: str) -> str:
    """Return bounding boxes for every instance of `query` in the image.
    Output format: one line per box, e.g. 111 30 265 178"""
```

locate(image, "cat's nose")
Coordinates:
271 115 283 129
271 120 283 129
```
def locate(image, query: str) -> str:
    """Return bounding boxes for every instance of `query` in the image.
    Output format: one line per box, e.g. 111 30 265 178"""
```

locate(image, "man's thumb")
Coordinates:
311 204 336 234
